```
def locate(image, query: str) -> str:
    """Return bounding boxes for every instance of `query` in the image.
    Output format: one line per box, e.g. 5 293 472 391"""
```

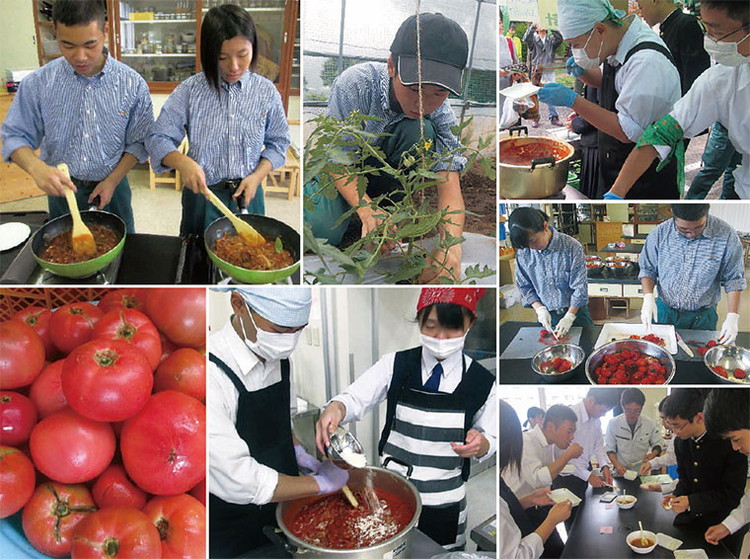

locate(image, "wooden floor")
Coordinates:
0 91 42 204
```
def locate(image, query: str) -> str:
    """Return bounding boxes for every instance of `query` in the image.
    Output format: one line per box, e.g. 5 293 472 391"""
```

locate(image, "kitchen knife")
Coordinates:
676 333 694 358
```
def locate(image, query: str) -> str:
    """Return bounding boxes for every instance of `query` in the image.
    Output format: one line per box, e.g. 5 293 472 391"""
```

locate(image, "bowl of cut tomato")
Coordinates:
704 345 750 384
585 340 676 385
532 343 585 383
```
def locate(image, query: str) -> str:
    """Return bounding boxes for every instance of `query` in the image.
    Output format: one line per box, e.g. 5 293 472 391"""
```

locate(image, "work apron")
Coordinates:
655 297 719 330
597 42 679 200
208 354 297 557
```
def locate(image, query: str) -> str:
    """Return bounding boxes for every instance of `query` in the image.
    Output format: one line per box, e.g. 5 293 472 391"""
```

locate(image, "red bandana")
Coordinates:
417 288 486 315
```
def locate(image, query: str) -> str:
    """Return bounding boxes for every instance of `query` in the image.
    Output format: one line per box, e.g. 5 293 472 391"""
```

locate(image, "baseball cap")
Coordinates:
390 13 469 96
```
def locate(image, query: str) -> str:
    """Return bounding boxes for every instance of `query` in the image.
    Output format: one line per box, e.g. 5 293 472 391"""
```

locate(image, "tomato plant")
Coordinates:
0 445 36 518
29 360 68 419
70 507 162 559
22 482 97 557
62 339 153 422
153 348 206 402
12 306 57 361
0 391 38 446
30 409 115 484
142 493 206 558
121 391 205 495
0 320 46 389
93 309 162 371
50 302 103 355
91 464 148 510
144 289 205 349
98 289 147 315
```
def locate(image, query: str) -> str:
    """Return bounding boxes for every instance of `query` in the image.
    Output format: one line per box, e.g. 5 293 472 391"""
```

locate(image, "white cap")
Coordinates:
234 287 312 327
558 0 625 40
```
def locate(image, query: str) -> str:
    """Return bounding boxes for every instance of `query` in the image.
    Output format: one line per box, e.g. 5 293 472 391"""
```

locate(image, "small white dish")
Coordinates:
0 222 31 251
549 488 582 506
626 530 657 554
624 469 638 481
615 495 637 509
499 82 540 100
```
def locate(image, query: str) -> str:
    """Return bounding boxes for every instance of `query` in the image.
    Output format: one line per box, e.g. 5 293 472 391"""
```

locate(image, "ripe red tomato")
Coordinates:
61 339 153 423
21 482 96 557
93 309 162 371
97 289 147 315
0 391 38 446
0 320 46 389
29 360 68 418
49 302 103 355
188 479 206 507
142 493 206 558
121 391 206 495
154 348 206 402
707 340 718 348
71 507 162 559
0 445 36 518
734 368 747 380
12 306 57 361
91 464 148 510
30 409 115 484
145 288 206 349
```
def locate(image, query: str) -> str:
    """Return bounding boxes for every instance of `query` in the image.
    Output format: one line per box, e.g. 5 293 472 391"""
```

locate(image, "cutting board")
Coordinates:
499 327 583 360
675 329 720 361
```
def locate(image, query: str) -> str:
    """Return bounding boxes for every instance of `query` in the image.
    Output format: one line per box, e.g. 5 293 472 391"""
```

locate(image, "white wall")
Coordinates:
0 0 39 76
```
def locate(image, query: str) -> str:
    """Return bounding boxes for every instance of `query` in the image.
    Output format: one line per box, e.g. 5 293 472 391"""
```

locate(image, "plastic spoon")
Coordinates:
207 190 264 247
58 163 97 258
639 521 647 546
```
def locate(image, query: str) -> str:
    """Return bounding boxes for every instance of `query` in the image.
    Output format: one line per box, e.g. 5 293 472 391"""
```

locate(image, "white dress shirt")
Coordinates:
650 436 676 469
722 487 750 534
499 494 544 559
330 349 497 462
553 400 609 482
508 425 556 498
208 320 297 506
608 15 681 142
605 413 664 469
654 63 750 197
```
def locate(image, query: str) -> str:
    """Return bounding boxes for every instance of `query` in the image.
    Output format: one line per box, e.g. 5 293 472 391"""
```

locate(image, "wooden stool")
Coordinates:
149 140 188 190
263 147 300 200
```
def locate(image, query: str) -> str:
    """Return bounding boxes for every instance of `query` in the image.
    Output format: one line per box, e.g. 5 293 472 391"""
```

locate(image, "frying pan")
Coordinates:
204 213 300 284
30 209 126 278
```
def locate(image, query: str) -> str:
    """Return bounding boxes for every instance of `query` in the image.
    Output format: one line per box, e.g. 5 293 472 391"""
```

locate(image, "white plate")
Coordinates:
499 82 540 100
624 470 638 480
674 550 708 559
549 488 582 506
595 322 678 355
656 533 682 551
0 222 31 252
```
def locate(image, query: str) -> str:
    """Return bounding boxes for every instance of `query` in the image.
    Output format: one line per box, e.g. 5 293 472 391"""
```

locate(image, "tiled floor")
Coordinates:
465 466 497 552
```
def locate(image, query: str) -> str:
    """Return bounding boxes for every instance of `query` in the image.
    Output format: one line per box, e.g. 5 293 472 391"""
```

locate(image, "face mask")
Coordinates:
703 32 750 67
242 306 301 361
572 28 604 70
419 332 467 360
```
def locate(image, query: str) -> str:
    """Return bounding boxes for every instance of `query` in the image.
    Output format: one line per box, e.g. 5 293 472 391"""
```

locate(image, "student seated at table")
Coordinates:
524 406 546 431
702 389 750 554
605 388 663 477
639 395 678 493
662 389 747 558
499 401 572 559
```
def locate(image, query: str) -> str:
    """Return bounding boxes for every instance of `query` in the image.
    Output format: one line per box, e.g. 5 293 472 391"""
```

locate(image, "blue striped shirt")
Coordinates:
328 62 466 172
147 71 290 185
514 228 589 311
638 216 747 310
1 55 153 181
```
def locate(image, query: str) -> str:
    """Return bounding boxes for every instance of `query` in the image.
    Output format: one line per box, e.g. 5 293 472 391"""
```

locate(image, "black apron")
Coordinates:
499 477 535 537
597 42 679 199
208 354 297 558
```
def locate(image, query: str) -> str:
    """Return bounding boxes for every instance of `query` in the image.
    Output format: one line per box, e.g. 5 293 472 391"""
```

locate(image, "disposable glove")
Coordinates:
313 460 349 495
294 444 321 474
554 312 577 338
535 306 553 332
538 83 578 108
641 293 657 331
718 312 740 345
603 191 624 200
566 56 586 77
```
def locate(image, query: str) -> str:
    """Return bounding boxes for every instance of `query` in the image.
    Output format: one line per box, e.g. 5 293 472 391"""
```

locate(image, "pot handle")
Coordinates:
382 456 414 479
530 156 556 170
262 525 300 556
508 125 528 137
234 186 250 215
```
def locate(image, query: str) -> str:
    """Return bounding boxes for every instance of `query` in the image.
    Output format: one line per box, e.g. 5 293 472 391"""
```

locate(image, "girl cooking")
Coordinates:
146 4 290 236
314 288 497 550
509 207 594 338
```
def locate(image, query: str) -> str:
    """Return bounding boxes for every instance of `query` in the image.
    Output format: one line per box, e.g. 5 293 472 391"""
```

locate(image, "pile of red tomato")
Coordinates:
592 349 669 384
710 366 747 380
696 339 720 357
628 334 665 346
539 357 573 374
0 288 207 558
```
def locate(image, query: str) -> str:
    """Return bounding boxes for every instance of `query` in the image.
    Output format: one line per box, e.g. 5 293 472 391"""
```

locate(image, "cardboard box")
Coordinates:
498 255 516 286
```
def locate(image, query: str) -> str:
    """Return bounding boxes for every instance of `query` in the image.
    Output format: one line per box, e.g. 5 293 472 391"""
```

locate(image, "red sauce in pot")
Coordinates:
500 141 570 166
289 489 412 549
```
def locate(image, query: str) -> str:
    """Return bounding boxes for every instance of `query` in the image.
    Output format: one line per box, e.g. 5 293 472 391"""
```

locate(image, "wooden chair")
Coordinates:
263 147 300 200
149 140 188 190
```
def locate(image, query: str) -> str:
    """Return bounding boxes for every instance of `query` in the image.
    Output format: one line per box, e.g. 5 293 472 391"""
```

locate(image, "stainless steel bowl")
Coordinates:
532 343 585 383
585 340 676 384
704 345 750 384
326 427 367 469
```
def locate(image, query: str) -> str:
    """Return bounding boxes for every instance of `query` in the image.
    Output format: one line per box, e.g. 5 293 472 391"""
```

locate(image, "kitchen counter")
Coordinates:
600 243 644 254
588 277 641 285
499 321 750 384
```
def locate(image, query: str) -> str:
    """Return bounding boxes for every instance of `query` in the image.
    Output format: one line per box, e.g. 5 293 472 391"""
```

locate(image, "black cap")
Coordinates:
390 13 469 96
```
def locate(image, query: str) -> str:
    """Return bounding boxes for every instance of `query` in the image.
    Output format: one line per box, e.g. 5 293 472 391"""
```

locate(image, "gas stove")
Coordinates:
28 253 122 285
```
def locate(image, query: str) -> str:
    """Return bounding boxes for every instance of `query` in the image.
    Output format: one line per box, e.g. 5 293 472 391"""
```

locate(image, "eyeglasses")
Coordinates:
697 19 750 43
674 218 707 236
668 420 690 433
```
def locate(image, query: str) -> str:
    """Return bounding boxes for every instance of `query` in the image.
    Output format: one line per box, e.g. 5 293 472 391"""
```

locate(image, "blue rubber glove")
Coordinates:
294 444 322 474
566 56 585 78
538 83 578 108
313 460 349 494
603 191 624 200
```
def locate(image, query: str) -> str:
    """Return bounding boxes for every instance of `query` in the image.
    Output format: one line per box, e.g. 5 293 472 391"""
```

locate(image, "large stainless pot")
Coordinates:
273 461 421 558
500 126 575 199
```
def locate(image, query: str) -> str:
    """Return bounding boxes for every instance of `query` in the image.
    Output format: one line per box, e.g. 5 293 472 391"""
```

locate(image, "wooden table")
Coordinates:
0 91 41 204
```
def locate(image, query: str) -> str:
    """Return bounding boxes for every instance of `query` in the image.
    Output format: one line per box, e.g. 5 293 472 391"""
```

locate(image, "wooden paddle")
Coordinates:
206 190 264 247
57 163 97 258
342 485 359 509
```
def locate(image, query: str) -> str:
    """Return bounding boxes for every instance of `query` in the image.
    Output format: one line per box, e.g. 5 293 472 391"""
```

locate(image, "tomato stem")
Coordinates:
155 517 169 541
103 537 120 557
94 350 120 367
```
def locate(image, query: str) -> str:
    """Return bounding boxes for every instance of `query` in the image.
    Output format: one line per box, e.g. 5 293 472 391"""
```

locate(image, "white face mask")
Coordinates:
419 332 467 360
572 28 604 70
242 307 301 361
703 32 750 67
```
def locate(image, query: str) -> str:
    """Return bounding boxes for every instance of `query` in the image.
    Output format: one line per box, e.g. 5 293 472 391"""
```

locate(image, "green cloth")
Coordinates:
636 114 686 196
656 297 718 330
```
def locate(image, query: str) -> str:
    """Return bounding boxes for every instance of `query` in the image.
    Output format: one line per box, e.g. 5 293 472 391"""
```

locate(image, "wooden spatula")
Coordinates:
57 163 97 258
342 485 359 509
207 190 264 247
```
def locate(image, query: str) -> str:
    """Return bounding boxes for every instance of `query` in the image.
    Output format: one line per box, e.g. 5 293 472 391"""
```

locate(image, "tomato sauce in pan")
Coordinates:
41 224 121 263
212 233 294 271
500 141 570 166
289 489 412 549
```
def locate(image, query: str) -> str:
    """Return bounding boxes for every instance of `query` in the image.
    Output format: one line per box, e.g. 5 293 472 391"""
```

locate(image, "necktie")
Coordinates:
423 362 443 392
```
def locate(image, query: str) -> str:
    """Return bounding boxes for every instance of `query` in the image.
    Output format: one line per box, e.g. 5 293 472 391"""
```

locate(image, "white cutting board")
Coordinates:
595 323 678 355
500 327 583 360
